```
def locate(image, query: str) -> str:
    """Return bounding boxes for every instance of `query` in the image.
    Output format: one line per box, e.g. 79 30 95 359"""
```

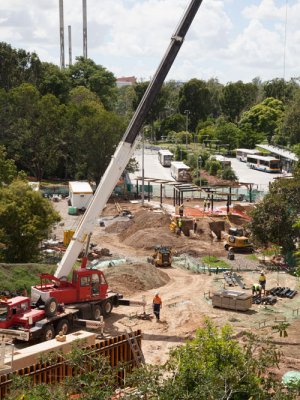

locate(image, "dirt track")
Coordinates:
52 199 300 372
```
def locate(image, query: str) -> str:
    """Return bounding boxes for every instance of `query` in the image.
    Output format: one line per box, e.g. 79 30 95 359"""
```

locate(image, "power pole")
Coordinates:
83 0 88 59
59 0 65 69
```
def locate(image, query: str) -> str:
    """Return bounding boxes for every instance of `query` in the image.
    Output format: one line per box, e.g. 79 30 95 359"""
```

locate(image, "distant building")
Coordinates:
116 76 137 88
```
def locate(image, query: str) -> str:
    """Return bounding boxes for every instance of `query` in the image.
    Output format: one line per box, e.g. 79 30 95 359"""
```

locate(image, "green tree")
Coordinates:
160 113 185 137
5 84 66 180
221 81 259 122
263 78 299 103
0 145 18 185
68 57 117 110
178 79 213 131
280 90 300 145
38 62 71 102
240 97 284 143
0 180 60 262
218 166 237 181
129 320 291 400
249 180 300 253
215 120 243 150
0 42 42 90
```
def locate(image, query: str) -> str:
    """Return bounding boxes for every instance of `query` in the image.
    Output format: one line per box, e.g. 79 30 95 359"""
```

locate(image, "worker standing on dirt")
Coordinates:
179 204 184 217
177 218 183 235
153 292 162 321
259 271 266 295
193 219 197 233
252 283 262 297
207 196 211 211
203 199 207 211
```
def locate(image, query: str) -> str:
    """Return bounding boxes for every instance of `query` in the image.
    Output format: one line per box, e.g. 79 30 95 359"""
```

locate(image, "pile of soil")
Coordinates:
105 263 170 296
105 220 132 234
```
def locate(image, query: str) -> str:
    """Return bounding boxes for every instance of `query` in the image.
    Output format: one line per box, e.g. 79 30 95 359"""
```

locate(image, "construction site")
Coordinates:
47 196 300 373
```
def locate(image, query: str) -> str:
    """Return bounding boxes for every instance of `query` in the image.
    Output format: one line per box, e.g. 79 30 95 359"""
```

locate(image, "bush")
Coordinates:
218 166 237 181
205 159 222 176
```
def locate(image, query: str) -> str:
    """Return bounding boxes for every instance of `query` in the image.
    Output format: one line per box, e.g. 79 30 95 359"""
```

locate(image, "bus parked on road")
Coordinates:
246 155 281 173
158 149 173 167
210 154 231 167
236 148 261 162
170 161 191 182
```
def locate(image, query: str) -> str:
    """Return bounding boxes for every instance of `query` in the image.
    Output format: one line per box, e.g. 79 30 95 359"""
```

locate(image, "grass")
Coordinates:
245 254 258 261
201 256 230 268
0 263 56 293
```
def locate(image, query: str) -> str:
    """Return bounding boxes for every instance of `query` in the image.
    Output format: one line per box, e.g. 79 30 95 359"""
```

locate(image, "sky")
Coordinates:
0 0 299 84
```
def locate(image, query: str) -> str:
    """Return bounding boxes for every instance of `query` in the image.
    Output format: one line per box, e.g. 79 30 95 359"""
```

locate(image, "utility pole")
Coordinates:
59 0 65 69
184 110 190 148
83 0 88 59
68 25 72 66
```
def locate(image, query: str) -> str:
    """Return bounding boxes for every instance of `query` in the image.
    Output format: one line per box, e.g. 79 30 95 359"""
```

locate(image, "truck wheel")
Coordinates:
56 319 70 335
43 325 55 341
224 244 229 251
102 300 113 316
93 305 101 320
45 297 58 317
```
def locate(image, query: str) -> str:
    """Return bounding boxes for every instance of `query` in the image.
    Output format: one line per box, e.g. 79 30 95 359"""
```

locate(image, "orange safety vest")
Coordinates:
153 295 162 305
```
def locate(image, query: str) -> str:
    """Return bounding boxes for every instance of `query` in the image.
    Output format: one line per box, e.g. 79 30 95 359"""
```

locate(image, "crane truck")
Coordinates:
0 0 203 343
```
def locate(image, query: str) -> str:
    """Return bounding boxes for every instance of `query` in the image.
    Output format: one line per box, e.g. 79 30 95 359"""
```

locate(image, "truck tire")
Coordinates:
93 305 101 320
102 300 113 316
42 325 55 341
224 244 229 251
56 319 70 335
45 297 58 317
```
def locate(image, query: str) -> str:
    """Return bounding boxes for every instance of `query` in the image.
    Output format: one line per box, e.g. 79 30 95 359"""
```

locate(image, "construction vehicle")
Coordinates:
152 246 172 268
0 1 202 342
224 227 254 252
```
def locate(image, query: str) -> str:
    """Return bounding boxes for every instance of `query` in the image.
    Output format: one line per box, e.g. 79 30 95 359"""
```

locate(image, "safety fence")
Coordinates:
0 330 142 399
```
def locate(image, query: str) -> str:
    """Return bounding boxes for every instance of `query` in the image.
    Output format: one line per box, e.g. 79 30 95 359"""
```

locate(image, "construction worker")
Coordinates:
203 199 207 212
206 196 211 211
179 204 184 217
252 283 262 297
177 218 183 235
193 218 197 233
153 292 162 321
259 271 267 295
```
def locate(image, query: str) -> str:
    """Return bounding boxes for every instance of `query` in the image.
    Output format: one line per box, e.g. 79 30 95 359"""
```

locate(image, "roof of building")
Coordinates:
257 144 299 162
69 181 93 194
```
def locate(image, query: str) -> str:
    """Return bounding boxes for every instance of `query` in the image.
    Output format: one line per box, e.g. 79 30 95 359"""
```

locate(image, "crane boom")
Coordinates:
55 0 203 278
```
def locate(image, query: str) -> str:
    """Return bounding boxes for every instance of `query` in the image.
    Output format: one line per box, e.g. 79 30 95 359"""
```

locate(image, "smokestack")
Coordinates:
68 25 72 66
83 0 88 59
59 0 65 69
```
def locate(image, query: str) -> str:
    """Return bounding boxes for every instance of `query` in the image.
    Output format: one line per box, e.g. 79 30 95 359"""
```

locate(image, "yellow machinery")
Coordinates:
63 229 75 247
224 227 253 252
152 246 172 268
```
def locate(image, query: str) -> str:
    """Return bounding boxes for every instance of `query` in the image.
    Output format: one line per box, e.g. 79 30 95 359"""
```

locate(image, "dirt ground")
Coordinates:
51 198 300 377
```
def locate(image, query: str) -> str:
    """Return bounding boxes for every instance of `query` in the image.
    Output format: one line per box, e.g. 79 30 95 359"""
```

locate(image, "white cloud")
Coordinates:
0 0 299 83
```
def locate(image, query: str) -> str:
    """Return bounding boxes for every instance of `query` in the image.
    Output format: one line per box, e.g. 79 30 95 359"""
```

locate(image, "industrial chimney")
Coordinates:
59 0 65 69
68 25 72 66
83 0 88 59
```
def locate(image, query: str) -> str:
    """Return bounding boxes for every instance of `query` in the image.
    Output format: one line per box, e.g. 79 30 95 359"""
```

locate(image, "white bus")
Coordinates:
170 161 191 182
210 154 231 167
158 149 173 167
246 155 281 173
236 148 261 162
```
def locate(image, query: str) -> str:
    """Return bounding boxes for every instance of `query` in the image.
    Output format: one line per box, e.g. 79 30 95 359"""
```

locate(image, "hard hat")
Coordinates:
155 292 159 296
261 271 264 274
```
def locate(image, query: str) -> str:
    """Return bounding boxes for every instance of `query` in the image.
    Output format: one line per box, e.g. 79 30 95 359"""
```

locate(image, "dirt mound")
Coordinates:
119 210 171 241
105 220 133 234
123 228 186 249
105 263 170 296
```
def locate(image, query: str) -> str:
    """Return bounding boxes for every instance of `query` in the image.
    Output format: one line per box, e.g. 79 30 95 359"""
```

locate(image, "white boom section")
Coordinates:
55 0 203 279
55 140 135 278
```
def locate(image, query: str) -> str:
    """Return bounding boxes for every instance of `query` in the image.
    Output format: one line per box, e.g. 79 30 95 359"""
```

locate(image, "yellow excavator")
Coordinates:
224 227 254 252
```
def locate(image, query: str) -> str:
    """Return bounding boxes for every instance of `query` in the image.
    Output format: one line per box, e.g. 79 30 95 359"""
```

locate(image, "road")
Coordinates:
130 148 284 194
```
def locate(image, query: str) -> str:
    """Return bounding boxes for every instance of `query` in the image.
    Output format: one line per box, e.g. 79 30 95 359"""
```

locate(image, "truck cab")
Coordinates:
31 267 109 308
0 297 45 330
